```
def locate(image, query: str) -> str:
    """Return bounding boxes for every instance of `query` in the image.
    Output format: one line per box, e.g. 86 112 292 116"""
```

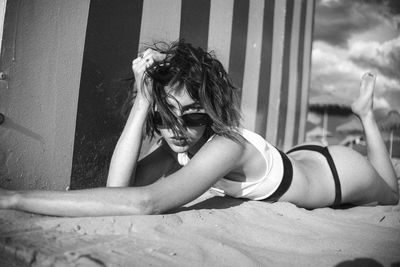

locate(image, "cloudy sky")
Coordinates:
311 0 400 111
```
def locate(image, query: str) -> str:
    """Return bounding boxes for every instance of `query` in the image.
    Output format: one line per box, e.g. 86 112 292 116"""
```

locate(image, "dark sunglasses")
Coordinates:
153 111 211 129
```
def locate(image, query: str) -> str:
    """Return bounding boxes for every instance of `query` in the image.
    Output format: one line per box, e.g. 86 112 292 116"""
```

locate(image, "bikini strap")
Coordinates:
286 145 342 208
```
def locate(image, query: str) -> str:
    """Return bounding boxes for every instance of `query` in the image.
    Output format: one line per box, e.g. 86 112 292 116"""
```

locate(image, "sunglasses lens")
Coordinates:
153 111 211 129
182 113 211 127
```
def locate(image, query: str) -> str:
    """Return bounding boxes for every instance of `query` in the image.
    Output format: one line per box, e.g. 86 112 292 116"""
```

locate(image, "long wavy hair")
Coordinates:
133 40 243 142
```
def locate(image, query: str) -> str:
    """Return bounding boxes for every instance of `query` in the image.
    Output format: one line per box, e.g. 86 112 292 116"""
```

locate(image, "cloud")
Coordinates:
349 37 400 85
314 0 399 48
311 40 400 102
374 96 391 110
310 42 366 98
382 89 400 111
378 0 400 28
311 0 400 111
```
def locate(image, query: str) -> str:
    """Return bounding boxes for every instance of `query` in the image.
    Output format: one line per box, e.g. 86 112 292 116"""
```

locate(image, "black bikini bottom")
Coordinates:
286 145 342 207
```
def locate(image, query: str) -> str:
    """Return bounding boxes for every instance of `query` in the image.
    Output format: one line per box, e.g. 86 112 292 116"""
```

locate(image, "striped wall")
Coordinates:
114 0 314 150
0 0 6 53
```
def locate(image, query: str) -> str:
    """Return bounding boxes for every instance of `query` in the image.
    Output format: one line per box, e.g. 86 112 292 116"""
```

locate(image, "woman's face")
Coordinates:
157 85 208 154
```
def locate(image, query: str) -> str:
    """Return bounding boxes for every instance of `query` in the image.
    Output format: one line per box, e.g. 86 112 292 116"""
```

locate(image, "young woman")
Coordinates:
0 41 398 216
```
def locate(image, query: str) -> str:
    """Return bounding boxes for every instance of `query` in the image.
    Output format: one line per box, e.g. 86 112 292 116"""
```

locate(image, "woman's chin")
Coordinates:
170 144 190 154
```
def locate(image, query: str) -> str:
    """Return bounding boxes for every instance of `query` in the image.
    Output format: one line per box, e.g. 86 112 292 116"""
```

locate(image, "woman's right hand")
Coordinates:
131 49 166 105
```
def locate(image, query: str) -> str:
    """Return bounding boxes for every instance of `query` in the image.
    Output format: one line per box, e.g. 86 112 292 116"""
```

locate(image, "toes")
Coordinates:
352 72 377 116
360 72 375 96
361 72 376 86
362 72 375 80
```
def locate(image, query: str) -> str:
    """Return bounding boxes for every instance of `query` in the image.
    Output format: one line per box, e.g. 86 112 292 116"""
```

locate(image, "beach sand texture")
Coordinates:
1 187 399 267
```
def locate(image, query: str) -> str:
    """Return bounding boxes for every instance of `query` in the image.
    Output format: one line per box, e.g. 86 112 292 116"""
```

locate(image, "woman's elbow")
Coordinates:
130 190 162 215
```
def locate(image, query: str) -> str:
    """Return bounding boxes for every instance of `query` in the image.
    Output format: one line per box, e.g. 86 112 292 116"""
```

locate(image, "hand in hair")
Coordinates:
132 49 166 104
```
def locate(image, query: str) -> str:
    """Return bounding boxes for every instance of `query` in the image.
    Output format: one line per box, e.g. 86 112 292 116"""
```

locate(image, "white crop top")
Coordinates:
177 129 284 200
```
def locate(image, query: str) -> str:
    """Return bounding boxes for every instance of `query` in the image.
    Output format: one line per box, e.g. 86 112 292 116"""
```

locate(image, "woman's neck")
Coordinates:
188 131 210 157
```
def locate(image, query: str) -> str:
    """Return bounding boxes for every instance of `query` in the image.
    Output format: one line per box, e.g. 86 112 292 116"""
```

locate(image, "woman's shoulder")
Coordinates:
208 128 277 161
202 130 250 161
208 128 267 146
189 134 246 173
202 132 246 155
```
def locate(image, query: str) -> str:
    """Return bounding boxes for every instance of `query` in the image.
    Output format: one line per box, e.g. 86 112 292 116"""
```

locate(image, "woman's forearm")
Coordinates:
107 98 149 187
10 187 153 217
108 50 164 187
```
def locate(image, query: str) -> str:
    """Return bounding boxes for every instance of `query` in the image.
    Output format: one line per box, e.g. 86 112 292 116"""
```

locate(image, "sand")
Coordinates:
1 189 400 267
1 160 400 266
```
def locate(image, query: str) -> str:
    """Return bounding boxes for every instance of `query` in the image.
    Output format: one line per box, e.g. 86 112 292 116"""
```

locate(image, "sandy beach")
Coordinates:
1 186 399 266
1 160 399 266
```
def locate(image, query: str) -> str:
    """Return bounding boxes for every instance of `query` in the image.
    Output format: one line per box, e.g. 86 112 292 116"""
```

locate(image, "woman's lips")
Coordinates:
171 137 188 146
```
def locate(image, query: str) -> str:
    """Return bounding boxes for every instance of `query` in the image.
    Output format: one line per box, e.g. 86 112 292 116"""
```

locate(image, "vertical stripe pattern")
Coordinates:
180 0 211 49
207 0 234 69
0 0 6 54
136 0 315 149
277 0 295 149
281 0 303 151
265 0 287 144
277 0 294 149
254 0 274 136
297 0 315 145
292 0 308 146
71 0 144 188
228 0 250 98
139 0 181 45
240 0 264 131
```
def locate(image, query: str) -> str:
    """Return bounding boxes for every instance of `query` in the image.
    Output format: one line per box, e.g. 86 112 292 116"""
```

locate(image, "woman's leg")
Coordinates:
283 73 398 207
330 73 398 205
351 73 398 195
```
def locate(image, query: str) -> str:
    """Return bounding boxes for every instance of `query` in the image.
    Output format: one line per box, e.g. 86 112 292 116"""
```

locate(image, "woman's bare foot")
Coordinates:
350 73 399 200
351 72 375 118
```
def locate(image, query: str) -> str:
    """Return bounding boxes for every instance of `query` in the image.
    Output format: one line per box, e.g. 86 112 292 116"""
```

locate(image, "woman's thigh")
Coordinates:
328 145 395 205
284 145 395 208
